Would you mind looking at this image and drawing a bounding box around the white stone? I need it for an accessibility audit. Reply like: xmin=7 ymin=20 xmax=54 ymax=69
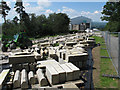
xmin=13 ymin=70 xmax=21 ymax=88
xmin=36 ymin=69 xmax=48 ymax=86
xmin=21 ymin=69 xmax=28 ymax=88
xmin=28 ymin=71 xmax=36 ymax=85
xmin=47 ymin=60 xmax=66 ymax=83
xmin=0 ymin=69 xmax=10 ymax=89
xmin=60 ymin=64 xmax=73 ymax=81
xmin=65 ymin=63 xmax=80 ymax=80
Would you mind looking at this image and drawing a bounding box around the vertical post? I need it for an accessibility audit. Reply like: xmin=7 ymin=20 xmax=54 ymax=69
xmin=118 ymin=32 xmax=120 ymax=89
xmin=118 ymin=32 xmax=120 ymax=77
xmin=109 ymin=32 xmax=111 ymax=58
xmin=106 ymin=31 xmax=108 ymax=49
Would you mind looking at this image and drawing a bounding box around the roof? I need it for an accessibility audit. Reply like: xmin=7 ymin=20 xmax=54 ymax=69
xmin=70 ymin=16 xmax=92 ymax=24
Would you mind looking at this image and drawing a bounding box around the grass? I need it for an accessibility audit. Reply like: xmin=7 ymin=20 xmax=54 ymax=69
xmin=0 ymin=34 xmax=2 ymax=41
xmin=92 ymin=36 xmax=118 ymax=88
xmin=110 ymin=33 xmax=118 ymax=37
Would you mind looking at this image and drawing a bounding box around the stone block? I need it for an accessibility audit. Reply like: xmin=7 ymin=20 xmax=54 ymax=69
xmin=37 ymin=60 xmax=59 ymax=85
xmin=46 ymin=65 xmax=59 ymax=85
xmin=12 ymin=64 xmax=22 ymax=71
xmin=36 ymin=69 xmax=48 ymax=86
xmin=60 ymin=64 xmax=73 ymax=81
xmin=13 ymin=70 xmax=21 ymax=88
xmin=63 ymin=83 xmax=79 ymax=89
xmin=0 ymin=69 xmax=10 ymax=89
xmin=47 ymin=60 xmax=66 ymax=83
xmin=65 ymin=63 xmax=80 ymax=80
xmin=9 ymin=54 xmax=35 ymax=64
xmin=28 ymin=71 xmax=36 ymax=85
xmin=21 ymin=69 xmax=28 ymax=88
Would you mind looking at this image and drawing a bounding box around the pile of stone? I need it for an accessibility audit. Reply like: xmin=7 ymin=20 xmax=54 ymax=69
xmin=0 ymin=60 xmax=83 ymax=89
xmin=0 ymin=32 xmax=98 ymax=89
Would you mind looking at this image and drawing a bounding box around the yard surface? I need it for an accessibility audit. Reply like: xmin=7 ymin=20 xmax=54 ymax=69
xmin=92 ymin=36 xmax=118 ymax=88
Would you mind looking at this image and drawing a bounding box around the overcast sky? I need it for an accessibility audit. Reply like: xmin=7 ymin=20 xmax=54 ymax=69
xmin=0 ymin=0 xmax=108 ymax=23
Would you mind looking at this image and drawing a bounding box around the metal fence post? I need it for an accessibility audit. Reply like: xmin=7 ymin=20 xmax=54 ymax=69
xmin=118 ymin=32 xmax=120 ymax=77
xmin=118 ymin=32 xmax=120 ymax=89
xmin=109 ymin=32 xmax=111 ymax=57
xmin=106 ymin=31 xmax=108 ymax=49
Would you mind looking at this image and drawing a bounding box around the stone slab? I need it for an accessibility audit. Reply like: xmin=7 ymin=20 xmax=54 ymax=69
xmin=0 ymin=69 xmax=10 ymax=89
xmin=63 ymin=83 xmax=79 ymax=89
xmin=21 ymin=69 xmax=28 ymax=88
xmin=38 ymin=61 xmax=59 ymax=85
xmin=47 ymin=60 xmax=66 ymax=83
xmin=28 ymin=71 xmax=36 ymax=85
xmin=36 ymin=69 xmax=48 ymax=86
xmin=65 ymin=63 xmax=80 ymax=80
xmin=9 ymin=55 xmax=35 ymax=64
xmin=60 ymin=64 xmax=73 ymax=81
xmin=13 ymin=70 xmax=21 ymax=88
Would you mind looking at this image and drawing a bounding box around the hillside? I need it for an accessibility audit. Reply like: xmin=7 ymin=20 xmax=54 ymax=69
xmin=91 ymin=22 xmax=107 ymax=29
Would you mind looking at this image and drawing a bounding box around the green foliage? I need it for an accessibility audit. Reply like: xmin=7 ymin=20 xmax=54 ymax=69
xmin=2 ymin=13 xmax=70 ymax=40
xmin=101 ymin=2 xmax=120 ymax=32
xmin=92 ymin=36 xmax=118 ymax=88
xmin=1 ymin=0 xmax=70 ymax=40
xmin=0 ymin=0 xmax=11 ymax=23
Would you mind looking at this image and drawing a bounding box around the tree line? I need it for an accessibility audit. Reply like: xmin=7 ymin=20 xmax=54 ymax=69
xmin=0 ymin=0 xmax=70 ymax=40
xmin=101 ymin=2 xmax=120 ymax=32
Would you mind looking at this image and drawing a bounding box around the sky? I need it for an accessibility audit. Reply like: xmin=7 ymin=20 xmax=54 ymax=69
xmin=0 ymin=0 xmax=108 ymax=23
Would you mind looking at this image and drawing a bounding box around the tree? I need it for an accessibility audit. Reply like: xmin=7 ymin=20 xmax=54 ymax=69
xmin=48 ymin=13 xmax=70 ymax=35
xmin=101 ymin=2 xmax=120 ymax=32
xmin=12 ymin=16 xmax=19 ymax=25
xmin=14 ymin=0 xmax=30 ymax=33
xmin=0 ymin=0 xmax=10 ymax=23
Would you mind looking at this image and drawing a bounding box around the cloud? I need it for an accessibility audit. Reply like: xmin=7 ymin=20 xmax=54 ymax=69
xmin=5 ymin=0 xmax=51 ymax=21
xmin=23 ymin=2 xmax=30 ymax=7
xmin=45 ymin=9 xmax=54 ymax=14
xmin=37 ymin=0 xmax=51 ymax=7
xmin=94 ymin=11 xmax=99 ymax=14
xmin=56 ymin=6 xmax=102 ymax=21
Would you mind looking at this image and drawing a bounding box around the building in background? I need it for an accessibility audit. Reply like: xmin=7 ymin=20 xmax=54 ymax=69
xmin=69 ymin=16 xmax=92 ymax=30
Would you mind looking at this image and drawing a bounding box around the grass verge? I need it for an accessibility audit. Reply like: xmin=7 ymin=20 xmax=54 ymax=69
xmin=110 ymin=33 xmax=118 ymax=37
xmin=92 ymin=36 xmax=118 ymax=88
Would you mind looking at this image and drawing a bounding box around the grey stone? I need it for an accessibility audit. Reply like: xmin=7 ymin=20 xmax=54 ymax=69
xmin=36 ymin=69 xmax=48 ymax=86
xmin=0 ymin=69 xmax=10 ymax=89
xmin=12 ymin=64 xmax=22 ymax=71
xmin=13 ymin=70 xmax=21 ymax=88
xmin=21 ymin=69 xmax=28 ymax=88
xmin=9 ymin=54 xmax=35 ymax=64
xmin=65 ymin=63 xmax=80 ymax=80
xmin=37 ymin=61 xmax=60 ymax=85
xmin=60 ymin=64 xmax=73 ymax=81
xmin=47 ymin=60 xmax=66 ymax=83
xmin=28 ymin=71 xmax=36 ymax=85
xmin=63 ymin=83 xmax=79 ymax=89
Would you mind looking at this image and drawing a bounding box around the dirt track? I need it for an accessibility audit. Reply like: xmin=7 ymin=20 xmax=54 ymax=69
xmin=92 ymin=46 xmax=100 ymax=88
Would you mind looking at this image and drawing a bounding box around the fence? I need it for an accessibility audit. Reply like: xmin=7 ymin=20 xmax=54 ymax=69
xmin=102 ymin=31 xmax=120 ymax=78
